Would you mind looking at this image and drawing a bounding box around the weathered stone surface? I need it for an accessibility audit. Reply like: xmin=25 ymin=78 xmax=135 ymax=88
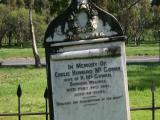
xmin=44 ymin=1 xmax=130 ymax=120
xmin=44 ymin=0 xmax=123 ymax=44
xmin=50 ymin=41 xmax=130 ymax=120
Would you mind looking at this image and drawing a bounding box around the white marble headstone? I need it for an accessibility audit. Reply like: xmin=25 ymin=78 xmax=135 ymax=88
xmin=44 ymin=1 xmax=130 ymax=120
xmin=50 ymin=40 xmax=130 ymax=120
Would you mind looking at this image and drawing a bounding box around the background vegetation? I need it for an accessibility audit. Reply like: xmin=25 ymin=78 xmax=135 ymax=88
xmin=0 ymin=0 xmax=160 ymax=48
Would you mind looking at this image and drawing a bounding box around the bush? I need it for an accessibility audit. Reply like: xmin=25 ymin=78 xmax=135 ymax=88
xmin=0 ymin=6 xmax=47 ymax=48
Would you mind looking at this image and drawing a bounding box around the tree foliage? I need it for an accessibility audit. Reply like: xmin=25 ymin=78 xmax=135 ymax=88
xmin=151 ymin=0 xmax=160 ymax=6
xmin=0 ymin=4 xmax=46 ymax=47
xmin=102 ymin=0 xmax=156 ymax=45
xmin=0 ymin=0 xmax=160 ymax=47
xmin=89 ymin=0 xmax=155 ymax=45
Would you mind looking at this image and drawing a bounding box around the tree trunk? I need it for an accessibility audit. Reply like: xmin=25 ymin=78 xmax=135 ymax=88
xmin=8 ymin=32 xmax=12 ymax=46
xmin=0 ymin=39 xmax=2 ymax=48
xmin=29 ymin=4 xmax=41 ymax=68
xmin=0 ymin=26 xmax=4 ymax=48
xmin=134 ymin=36 xmax=138 ymax=46
xmin=0 ymin=33 xmax=4 ymax=48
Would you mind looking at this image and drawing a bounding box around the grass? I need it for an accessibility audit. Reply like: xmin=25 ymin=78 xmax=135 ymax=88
xmin=126 ymin=44 xmax=159 ymax=56
xmin=0 ymin=44 xmax=159 ymax=60
xmin=0 ymin=66 xmax=47 ymax=120
xmin=128 ymin=63 xmax=160 ymax=120
xmin=0 ymin=48 xmax=45 ymax=60
xmin=0 ymin=63 xmax=160 ymax=120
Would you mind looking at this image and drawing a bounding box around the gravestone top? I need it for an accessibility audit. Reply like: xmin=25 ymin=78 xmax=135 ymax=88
xmin=44 ymin=1 xmax=130 ymax=120
xmin=44 ymin=0 xmax=124 ymax=44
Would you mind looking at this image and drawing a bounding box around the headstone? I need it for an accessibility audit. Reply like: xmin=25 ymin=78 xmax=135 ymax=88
xmin=44 ymin=0 xmax=130 ymax=120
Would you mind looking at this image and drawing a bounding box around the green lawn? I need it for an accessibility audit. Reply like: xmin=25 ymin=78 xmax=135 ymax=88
xmin=0 ymin=44 xmax=159 ymax=60
xmin=0 ymin=63 xmax=160 ymax=120
xmin=128 ymin=63 xmax=160 ymax=120
xmin=126 ymin=44 xmax=159 ymax=56
xmin=0 ymin=66 xmax=47 ymax=120
xmin=0 ymin=48 xmax=45 ymax=60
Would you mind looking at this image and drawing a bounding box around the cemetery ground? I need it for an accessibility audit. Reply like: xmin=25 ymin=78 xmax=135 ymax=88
xmin=0 ymin=63 xmax=160 ymax=120
xmin=0 ymin=43 xmax=160 ymax=120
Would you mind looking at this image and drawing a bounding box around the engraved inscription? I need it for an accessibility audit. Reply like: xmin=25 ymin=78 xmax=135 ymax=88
xmin=51 ymin=57 xmax=124 ymax=108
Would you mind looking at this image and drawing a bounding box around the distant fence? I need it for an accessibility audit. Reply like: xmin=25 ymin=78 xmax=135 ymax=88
xmin=0 ymin=82 xmax=160 ymax=120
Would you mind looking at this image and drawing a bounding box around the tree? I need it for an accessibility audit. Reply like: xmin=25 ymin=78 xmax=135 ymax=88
xmin=48 ymin=0 xmax=69 ymax=15
xmin=33 ymin=0 xmax=45 ymax=14
xmin=0 ymin=4 xmax=10 ymax=48
xmin=16 ymin=0 xmax=25 ymax=8
xmin=96 ymin=0 xmax=152 ymax=45
xmin=92 ymin=0 xmax=107 ymax=10
xmin=29 ymin=0 xmax=42 ymax=67
xmin=151 ymin=0 xmax=160 ymax=41
xmin=6 ymin=0 xmax=17 ymax=8
xmin=151 ymin=0 xmax=160 ymax=6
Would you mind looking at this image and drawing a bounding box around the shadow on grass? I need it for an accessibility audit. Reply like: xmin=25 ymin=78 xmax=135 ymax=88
xmin=128 ymin=62 xmax=160 ymax=91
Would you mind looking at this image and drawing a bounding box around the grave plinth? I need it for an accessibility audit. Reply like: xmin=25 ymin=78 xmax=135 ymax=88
xmin=44 ymin=0 xmax=130 ymax=120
